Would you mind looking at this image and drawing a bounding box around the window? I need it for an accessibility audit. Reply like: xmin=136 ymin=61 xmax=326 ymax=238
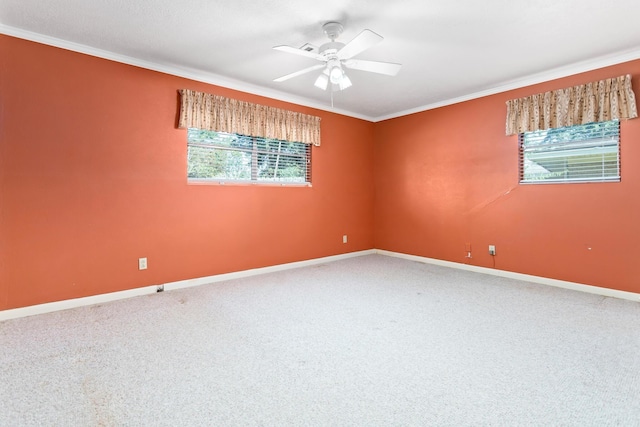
xmin=187 ymin=129 xmax=311 ymax=185
xmin=519 ymin=120 xmax=620 ymax=184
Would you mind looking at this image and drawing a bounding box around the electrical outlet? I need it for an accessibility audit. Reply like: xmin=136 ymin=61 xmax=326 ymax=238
xmin=489 ymin=245 xmax=496 ymax=256
xmin=138 ymin=257 xmax=147 ymax=270
xmin=343 ymin=235 xmax=348 ymax=244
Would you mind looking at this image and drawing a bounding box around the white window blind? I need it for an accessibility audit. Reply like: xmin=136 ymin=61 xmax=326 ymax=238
xmin=519 ymin=120 xmax=620 ymax=184
xmin=187 ymin=129 xmax=311 ymax=185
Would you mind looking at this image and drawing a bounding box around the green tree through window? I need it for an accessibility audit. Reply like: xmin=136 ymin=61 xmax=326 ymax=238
xmin=187 ymin=129 xmax=311 ymax=184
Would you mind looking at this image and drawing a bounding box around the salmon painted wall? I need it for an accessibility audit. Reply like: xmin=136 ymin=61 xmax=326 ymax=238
xmin=374 ymin=61 xmax=640 ymax=293
xmin=0 ymin=35 xmax=375 ymax=310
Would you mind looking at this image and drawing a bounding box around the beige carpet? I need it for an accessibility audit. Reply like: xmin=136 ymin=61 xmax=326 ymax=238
xmin=1 ymin=254 xmax=639 ymax=426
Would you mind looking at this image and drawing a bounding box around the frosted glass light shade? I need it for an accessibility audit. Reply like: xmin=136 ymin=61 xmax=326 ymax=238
xmin=329 ymin=65 xmax=343 ymax=84
xmin=338 ymin=74 xmax=352 ymax=90
xmin=314 ymin=74 xmax=329 ymax=90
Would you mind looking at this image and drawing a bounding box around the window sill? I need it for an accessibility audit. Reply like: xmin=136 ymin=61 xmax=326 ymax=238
xmin=188 ymin=179 xmax=312 ymax=188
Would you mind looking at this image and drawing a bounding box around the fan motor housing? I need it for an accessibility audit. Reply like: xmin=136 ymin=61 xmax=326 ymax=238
xmin=319 ymin=41 xmax=345 ymax=57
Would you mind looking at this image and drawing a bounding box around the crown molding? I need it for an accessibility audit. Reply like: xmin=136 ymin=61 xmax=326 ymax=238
xmin=374 ymin=46 xmax=640 ymax=122
xmin=3 ymin=24 xmax=640 ymax=123
xmin=0 ymin=24 xmax=374 ymax=122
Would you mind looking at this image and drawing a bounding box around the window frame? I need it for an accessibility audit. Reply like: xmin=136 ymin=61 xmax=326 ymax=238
xmin=518 ymin=120 xmax=620 ymax=185
xmin=186 ymin=129 xmax=312 ymax=187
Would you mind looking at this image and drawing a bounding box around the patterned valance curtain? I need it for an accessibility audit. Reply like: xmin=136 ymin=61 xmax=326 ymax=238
xmin=505 ymin=74 xmax=637 ymax=135
xmin=178 ymin=89 xmax=321 ymax=146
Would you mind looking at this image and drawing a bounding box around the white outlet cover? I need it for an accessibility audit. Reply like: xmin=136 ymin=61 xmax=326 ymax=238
xmin=138 ymin=258 xmax=147 ymax=270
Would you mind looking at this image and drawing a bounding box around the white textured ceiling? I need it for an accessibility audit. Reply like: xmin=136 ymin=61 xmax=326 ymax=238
xmin=2 ymin=0 xmax=640 ymax=121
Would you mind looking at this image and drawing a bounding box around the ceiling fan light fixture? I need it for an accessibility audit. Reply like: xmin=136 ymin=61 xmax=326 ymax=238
xmin=338 ymin=74 xmax=352 ymax=90
xmin=329 ymin=64 xmax=344 ymax=84
xmin=314 ymin=73 xmax=329 ymax=90
xmin=273 ymin=22 xmax=401 ymax=95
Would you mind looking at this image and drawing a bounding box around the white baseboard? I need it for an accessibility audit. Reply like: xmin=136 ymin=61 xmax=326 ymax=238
xmin=376 ymin=249 xmax=640 ymax=303
xmin=163 ymin=249 xmax=376 ymax=291
xmin=0 ymin=285 xmax=158 ymax=322
xmin=2 ymin=247 xmax=636 ymax=322
xmin=0 ymin=250 xmax=375 ymax=322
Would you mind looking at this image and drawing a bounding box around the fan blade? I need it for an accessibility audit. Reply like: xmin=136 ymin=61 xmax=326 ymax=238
xmin=343 ymin=59 xmax=402 ymax=76
xmin=274 ymin=64 xmax=325 ymax=82
xmin=273 ymin=45 xmax=325 ymax=61
xmin=337 ymin=29 xmax=383 ymax=60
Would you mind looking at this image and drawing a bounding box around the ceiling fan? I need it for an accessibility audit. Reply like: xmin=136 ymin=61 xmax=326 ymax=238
xmin=273 ymin=22 xmax=401 ymax=91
